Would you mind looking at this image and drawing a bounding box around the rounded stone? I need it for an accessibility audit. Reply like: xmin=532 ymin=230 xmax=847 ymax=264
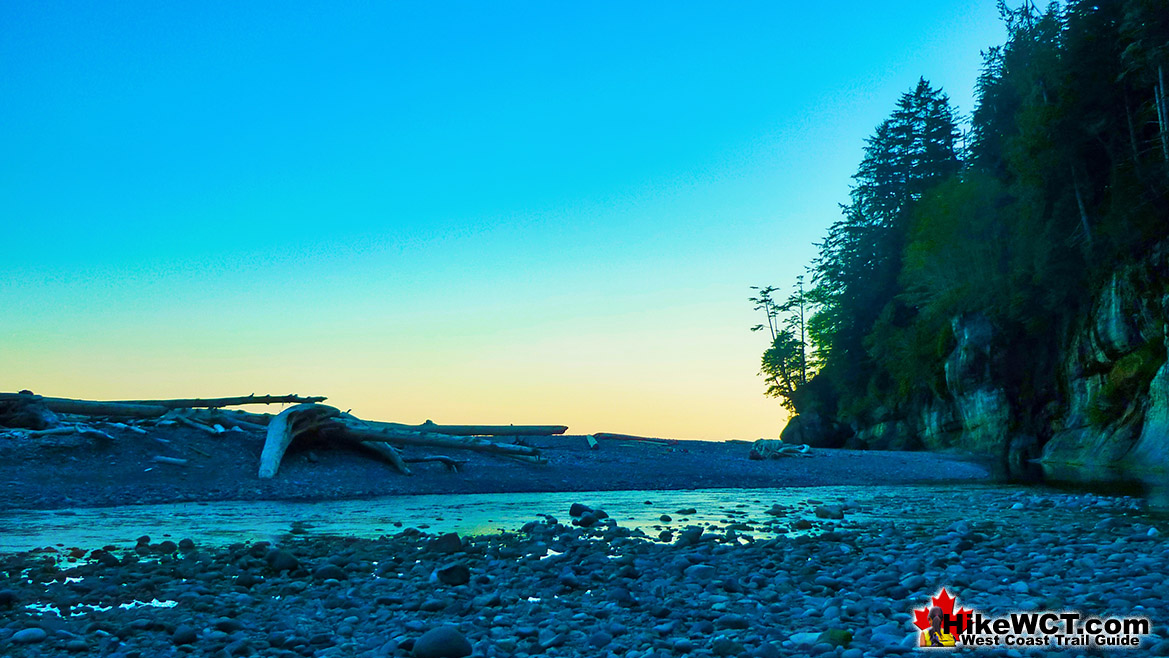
xmin=589 ymin=631 xmax=613 ymax=648
xmin=413 ymin=625 xmax=472 ymax=658
xmin=266 ymin=549 xmax=299 ymax=572
xmin=313 ymin=564 xmax=348 ymax=581
xmin=12 ymin=628 xmax=47 ymax=644
xmin=172 ymin=625 xmax=198 ymax=645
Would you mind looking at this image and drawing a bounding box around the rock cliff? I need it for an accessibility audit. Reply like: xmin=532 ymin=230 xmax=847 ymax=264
xmin=785 ymin=243 xmax=1169 ymax=477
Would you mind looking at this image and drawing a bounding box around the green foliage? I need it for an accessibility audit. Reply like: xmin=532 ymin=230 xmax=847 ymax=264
xmin=1088 ymin=341 xmax=1168 ymax=427
xmin=760 ymin=331 xmax=806 ymax=411
xmin=749 ymin=283 xmax=811 ymax=411
xmin=804 ymin=78 xmax=962 ymax=418
xmin=756 ymin=0 xmax=1169 ymax=426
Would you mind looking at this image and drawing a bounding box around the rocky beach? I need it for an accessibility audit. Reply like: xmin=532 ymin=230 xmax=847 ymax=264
xmin=2 ymin=480 xmax=1168 ymax=657
xmin=2 ymin=422 xmax=1166 ymax=656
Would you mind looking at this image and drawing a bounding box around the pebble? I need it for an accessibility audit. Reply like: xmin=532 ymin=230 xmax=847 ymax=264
xmin=814 ymin=504 xmax=845 ymax=520
xmin=589 ymin=630 xmax=612 ymax=647
xmin=412 ymin=625 xmax=472 ymax=658
xmin=684 ymin=564 xmax=716 ymax=581
xmin=266 ymin=549 xmax=299 ymax=572
xmin=430 ymin=533 xmax=462 ymax=554
xmin=172 ymin=625 xmax=198 ymax=645
xmin=0 ymin=488 xmax=1158 ymax=658
xmin=436 ymin=563 xmax=470 ymax=586
xmin=12 ymin=627 xmax=47 ymax=644
xmin=313 ymin=564 xmax=348 ymax=581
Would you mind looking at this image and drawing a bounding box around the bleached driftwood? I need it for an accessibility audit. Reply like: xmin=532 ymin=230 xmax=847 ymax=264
xmin=403 ymin=455 xmax=468 ymax=471
xmin=5 ymin=391 xmax=556 ymax=479
xmin=115 ymin=394 xmax=325 ymax=409
xmin=0 ymin=392 xmax=325 ymax=421
xmin=380 ymin=421 xmax=568 ymax=436
xmin=593 ymin=432 xmax=677 ymax=445
xmin=346 ymin=437 xmax=412 ymax=475
xmin=256 ymin=409 xmax=549 ymax=477
xmin=258 ymin=404 xmax=342 ymax=478
xmin=167 ymin=411 xmax=224 ymax=435
xmin=748 ymin=439 xmax=811 ymax=460
xmin=190 ymin=409 xmax=271 ymax=431
xmin=0 ymin=425 xmax=114 ymax=441
xmin=335 ymin=418 xmax=545 ymax=459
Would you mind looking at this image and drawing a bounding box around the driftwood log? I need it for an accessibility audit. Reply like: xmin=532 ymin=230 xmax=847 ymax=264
xmin=256 ymin=408 xmax=548 ymax=478
xmin=0 ymin=393 xmax=324 ymax=420
xmin=378 ymin=421 xmax=567 ymax=436
xmin=115 ymin=394 xmax=325 ymax=409
xmin=258 ymin=404 xmax=343 ymax=478
xmin=336 ymin=420 xmax=545 ymax=458
xmin=3 ymin=391 xmax=559 ymax=480
xmin=592 ymin=432 xmax=677 ymax=445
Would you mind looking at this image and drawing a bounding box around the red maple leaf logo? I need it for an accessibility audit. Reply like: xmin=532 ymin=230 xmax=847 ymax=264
xmin=913 ymin=588 xmax=970 ymax=633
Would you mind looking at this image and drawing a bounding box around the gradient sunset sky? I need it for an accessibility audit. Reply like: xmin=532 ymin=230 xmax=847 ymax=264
xmin=2 ymin=2 xmax=1005 ymax=439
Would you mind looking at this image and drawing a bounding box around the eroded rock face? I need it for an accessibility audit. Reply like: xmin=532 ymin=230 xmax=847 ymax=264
xmin=1043 ymin=251 xmax=1168 ymax=472
xmin=790 ymin=243 xmax=1169 ymax=477
xmin=842 ymin=312 xmax=1012 ymax=457
xmin=1129 ymin=348 xmax=1169 ymax=466
xmin=942 ymin=314 xmax=1011 ymax=456
xmin=779 ymin=412 xmax=848 ymax=448
xmin=851 ymin=417 xmax=921 ymax=451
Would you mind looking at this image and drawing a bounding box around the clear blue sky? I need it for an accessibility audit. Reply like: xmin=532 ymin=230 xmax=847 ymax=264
xmin=1 ymin=1 xmax=1006 ymax=438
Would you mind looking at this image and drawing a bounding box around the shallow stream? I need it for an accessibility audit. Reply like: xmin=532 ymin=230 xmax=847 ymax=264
xmin=0 ymin=482 xmax=1146 ymax=554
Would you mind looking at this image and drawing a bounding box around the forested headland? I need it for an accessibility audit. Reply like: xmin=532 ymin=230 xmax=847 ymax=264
xmin=758 ymin=0 xmax=1169 ymax=473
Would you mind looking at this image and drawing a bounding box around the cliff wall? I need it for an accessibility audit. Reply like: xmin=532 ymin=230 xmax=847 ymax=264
xmin=784 ymin=244 xmax=1169 ymax=477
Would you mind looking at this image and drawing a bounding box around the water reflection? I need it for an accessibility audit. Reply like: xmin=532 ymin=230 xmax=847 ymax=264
xmin=1039 ymin=463 xmax=1169 ymax=516
xmin=0 ymin=481 xmax=1154 ymax=555
xmin=0 ymin=485 xmax=896 ymax=554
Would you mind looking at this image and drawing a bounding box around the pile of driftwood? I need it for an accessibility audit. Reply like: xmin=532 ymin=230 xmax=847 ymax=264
xmin=0 ymin=391 xmax=564 ymax=478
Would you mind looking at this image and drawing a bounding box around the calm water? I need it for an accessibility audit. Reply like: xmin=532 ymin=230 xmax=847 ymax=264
xmin=0 ymin=485 xmax=990 ymax=554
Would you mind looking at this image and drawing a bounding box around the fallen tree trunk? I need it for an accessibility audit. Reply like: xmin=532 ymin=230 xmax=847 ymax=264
xmin=6 ymin=392 xmax=555 ymax=478
xmin=258 ymin=404 xmax=342 ymax=478
xmin=190 ymin=409 xmax=272 ymax=430
xmin=346 ymin=438 xmax=412 ymax=475
xmin=0 ymin=425 xmax=114 ymax=440
xmin=0 ymin=393 xmax=324 ymax=421
xmin=335 ymin=418 xmax=544 ymax=458
xmin=403 ymin=455 xmax=468 ymax=471
xmin=381 ymin=421 xmax=568 ymax=436
xmin=117 ymin=394 xmax=326 ymax=409
xmin=592 ymin=432 xmax=677 ymax=445
xmin=1 ymin=396 xmax=171 ymax=419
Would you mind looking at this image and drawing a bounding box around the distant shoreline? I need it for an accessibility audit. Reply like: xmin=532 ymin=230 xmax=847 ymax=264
xmin=0 ymin=425 xmax=991 ymax=512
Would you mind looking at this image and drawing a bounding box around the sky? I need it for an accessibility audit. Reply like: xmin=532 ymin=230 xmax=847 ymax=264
xmin=1 ymin=2 xmax=1007 ymax=439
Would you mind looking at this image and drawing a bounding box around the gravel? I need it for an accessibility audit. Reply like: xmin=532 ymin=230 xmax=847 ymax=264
xmin=1 ymin=488 xmax=1165 ymax=657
